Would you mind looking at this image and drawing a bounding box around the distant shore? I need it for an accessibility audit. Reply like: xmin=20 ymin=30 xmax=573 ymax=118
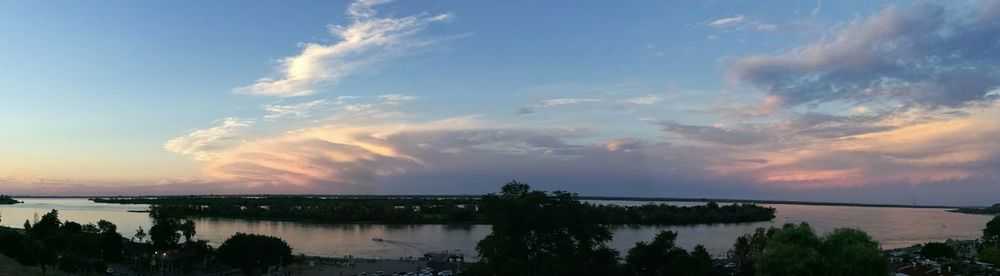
xmin=5 ymin=194 xmax=969 ymax=209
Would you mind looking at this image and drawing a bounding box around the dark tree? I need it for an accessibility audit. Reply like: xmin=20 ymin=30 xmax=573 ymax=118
xmin=149 ymin=217 xmax=181 ymax=250
xmin=984 ymin=216 xmax=1000 ymax=247
xmin=920 ymin=242 xmax=956 ymax=259
xmin=180 ymin=219 xmax=197 ymax=243
xmin=626 ymin=230 xmax=718 ymax=275
xmin=216 ymin=232 xmax=292 ymax=275
xmin=474 ymin=181 xmax=619 ymax=275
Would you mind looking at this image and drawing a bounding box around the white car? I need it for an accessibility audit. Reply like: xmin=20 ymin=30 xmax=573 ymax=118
xmin=437 ymin=270 xmax=453 ymax=276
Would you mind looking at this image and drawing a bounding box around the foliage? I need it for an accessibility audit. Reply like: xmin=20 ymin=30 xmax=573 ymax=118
xmin=979 ymin=247 xmax=1000 ymax=266
xmin=750 ymin=223 xmax=887 ymax=276
xmin=953 ymin=203 xmax=1000 ymax=215
xmin=625 ymin=230 xmax=718 ymax=275
xmin=732 ymin=227 xmax=774 ymax=275
xmin=93 ymin=195 xmax=775 ymax=225
xmin=984 ymin=215 xmax=1000 ymax=247
xmin=919 ymin=242 xmax=956 ymax=259
xmin=473 ymin=181 xmax=619 ymax=275
xmin=12 ymin=210 xmax=125 ymax=274
xmin=0 ymin=195 xmax=20 ymax=205
xmin=216 ymin=232 xmax=292 ymax=274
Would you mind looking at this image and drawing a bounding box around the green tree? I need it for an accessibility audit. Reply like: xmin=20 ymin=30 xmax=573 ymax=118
xmin=216 ymin=232 xmax=292 ymax=275
xmin=752 ymin=223 xmax=887 ymax=276
xmin=754 ymin=223 xmax=824 ymax=276
xmin=474 ymin=181 xmax=619 ymax=275
xmin=979 ymin=247 xmax=1000 ymax=266
xmin=919 ymin=242 xmax=956 ymax=259
xmin=819 ymin=228 xmax=887 ymax=275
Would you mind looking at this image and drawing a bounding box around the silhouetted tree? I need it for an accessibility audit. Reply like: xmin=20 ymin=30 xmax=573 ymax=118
xmin=626 ymin=230 xmax=718 ymax=275
xmin=984 ymin=216 xmax=1000 ymax=247
xmin=133 ymin=226 xmax=147 ymax=243
xmin=474 ymin=181 xmax=619 ymax=275
xmin=920 ymin=242 xmax=956 ymax=259
xmin=180 ymin=219 xmax=196 ymax=243
xmin=216 ymin=232 xmax=292 ymax=275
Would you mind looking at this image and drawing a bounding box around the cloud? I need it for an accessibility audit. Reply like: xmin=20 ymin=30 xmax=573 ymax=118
xmin=730 ymin=2 xmax=1000 ymax=107
xmin=709 ymin=15 xmax=745 ymax=27
xmin=378 ymin=94 xmax=418 ymax=105
xmin=163 ymin=118 xmax=254 ymax=161
xmin=538 ymin=98 xmax=601 ymax=107
xmin=658 ymin=120 xmax=771 ymax=146
xmin=617 ymin=94 xmax=662 ymax=108
xmin=235 ymin=0 xmax=452 ymax=97
xmin=264 ymin=100 xmax=328 ymax=119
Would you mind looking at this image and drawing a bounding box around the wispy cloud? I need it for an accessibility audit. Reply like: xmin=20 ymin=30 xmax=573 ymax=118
xmin=235 ymin=0 xmax=452 ymax=97
xmin=264 ymin=100 xmax=328 ymax=119
xmin=709 ymin=15 xmax=745 ymax=27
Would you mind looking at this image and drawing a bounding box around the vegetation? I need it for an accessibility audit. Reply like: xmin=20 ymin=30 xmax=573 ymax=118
xmin=625 ymin=231 xmax=717 ymax=276
xmin=984 ymin=215 xmax=1000 ymax=247
xmin=92 ymin=194 xmax=775 ymax=225
xmin=471 ymin=182 xmax=619 ymax=275
xmin=216 ymin=232 xmax=292 ymax=275
xmin=733 ymin=223 xmax=887 ymax=276
xmin=0 ymin=209 xmax=124 ymax=275
xmin=919 ymin=242 xmax=957 ymax=259
xmin=979 ymin=247 xmax=1000 ymax=266
xmin=952 ymin=203 xmax=1000 ymax=215
xmin=0 ymin=195 xmax=20 ymax=204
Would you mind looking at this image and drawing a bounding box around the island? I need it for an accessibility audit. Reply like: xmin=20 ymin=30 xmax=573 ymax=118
xmin=92 ymin=195 xmax=776 ymax=225
xmin=951 ymin=203 xmax=1000 ymax=215
xmin=0 ymin=195 xmax=20 ymax=205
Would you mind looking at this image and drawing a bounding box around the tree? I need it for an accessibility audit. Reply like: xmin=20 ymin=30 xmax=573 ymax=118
xmin=754 ymin=223 xmax=824 ymax=276
xmin=474 ymin=181 xmax=619 ymax=275
xmin=752 ymin=223 xmax=887 ymax=276
xmin=29 ymin=209 xmax=61 ymax=237
xmin=920 ymin=242 xmax=956 ymax=259
xmin=980 ymin=247 xmax=1000 ymax=266
xmin=819 ymin=228 xmax=888 ymax=275
xmin=216 ymin=232 xmax=292 ymax=275
xmin=732 ymin=227 xmax=773 ymax=275
xmin=626 ymin=231 xmax=717 ymax=275
xmin=180 ymin=219 xmax=197 ymax=243
xmin=984 ymin=216 xmax=1000 ymax=247
xmin=133 ymin=226 xmax=147 ymax=243
xmin=149 ymin=217 xmax=181 ymax=250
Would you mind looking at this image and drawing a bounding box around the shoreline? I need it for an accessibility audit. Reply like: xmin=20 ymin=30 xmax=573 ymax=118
xmin=5 ymin=194 xmax=970 ymax=209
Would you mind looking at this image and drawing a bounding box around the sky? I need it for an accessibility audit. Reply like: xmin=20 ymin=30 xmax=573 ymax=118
xmin=2 ymin=0 xmax=1000 ymax=205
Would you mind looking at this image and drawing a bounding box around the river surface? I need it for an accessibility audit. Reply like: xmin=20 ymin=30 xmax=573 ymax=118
xmin=0 ymin=198 xmax=992 ymax=260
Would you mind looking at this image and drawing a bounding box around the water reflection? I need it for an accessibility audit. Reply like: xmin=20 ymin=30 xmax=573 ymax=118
xmin=0 ymin=198 xmax=992 ymax=259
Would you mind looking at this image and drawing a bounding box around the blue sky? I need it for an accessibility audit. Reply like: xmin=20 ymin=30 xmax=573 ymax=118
xmin=2 ymin=0 xmax=1000 ymax=205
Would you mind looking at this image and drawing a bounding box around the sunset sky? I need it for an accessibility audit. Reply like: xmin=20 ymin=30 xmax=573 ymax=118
xmin=2 ymin=0 xmax=999 ymax=205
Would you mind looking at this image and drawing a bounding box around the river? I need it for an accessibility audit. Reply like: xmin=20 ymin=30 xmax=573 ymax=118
xmin=0 ymin=198 xmax=991 ymax=260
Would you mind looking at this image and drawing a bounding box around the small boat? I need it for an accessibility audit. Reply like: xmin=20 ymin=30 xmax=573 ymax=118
xmin=372 ymin=237 xmax=384 ymax=242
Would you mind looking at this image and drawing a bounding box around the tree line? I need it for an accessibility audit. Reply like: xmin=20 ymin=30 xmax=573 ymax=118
xmin=0 ymin=208 xmax=292 ymax=275
xmin=0 ymin=194 xmax=20 ymax=205
xmin=93 ymin=194 xmax=775 ymax=225
xmin=467 ymin=181 xmax=890 ymax=276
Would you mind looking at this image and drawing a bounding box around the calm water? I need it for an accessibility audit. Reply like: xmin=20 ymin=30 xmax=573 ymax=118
xmin=0 ymin=198 xmax=992 ymax=260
